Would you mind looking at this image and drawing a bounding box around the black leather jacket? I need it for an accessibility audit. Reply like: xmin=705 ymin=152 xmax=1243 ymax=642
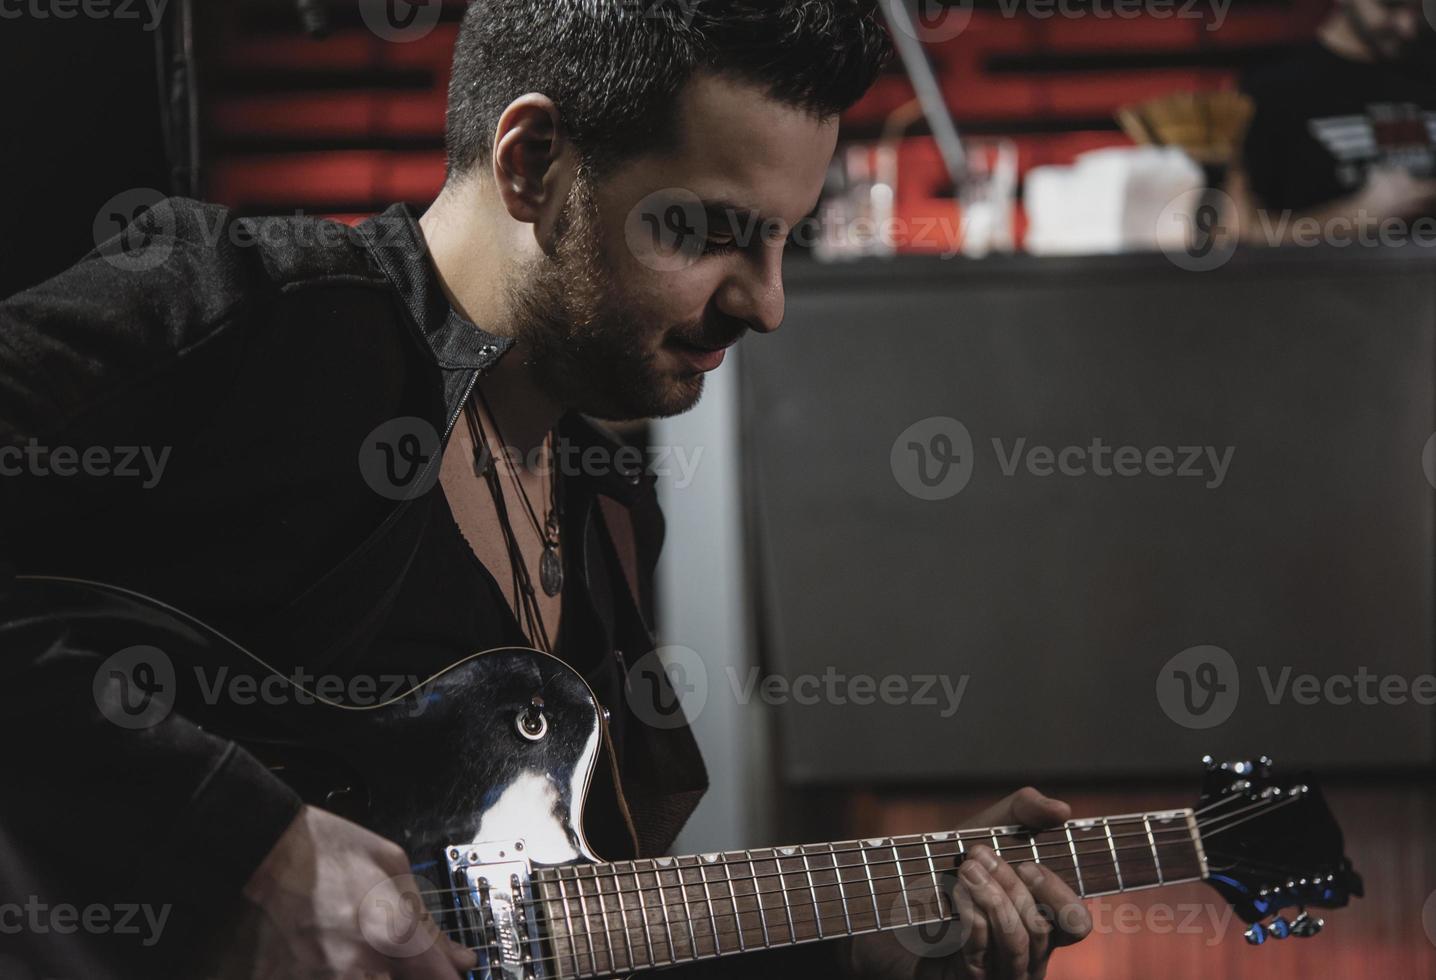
xmin=0 ymin=199 xmax=709 ymax=974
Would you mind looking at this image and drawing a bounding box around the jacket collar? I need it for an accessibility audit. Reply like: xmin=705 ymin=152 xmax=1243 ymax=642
xmin=360 ymin=203 xmax=656 ymax=504
xmin=357 ymin=203 xmax=514 ymax=373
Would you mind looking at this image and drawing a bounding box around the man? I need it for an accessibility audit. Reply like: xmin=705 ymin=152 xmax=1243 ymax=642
xmin=1228 ymin=0 xmax=1436 ymax=239
xmin=0 ymin=2 xmax=1091 ymax=978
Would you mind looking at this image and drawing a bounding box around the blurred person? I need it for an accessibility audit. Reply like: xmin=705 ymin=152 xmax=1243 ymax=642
xmin=0 ymin=2 xmax=1092 ymax=979
xmin=1227 ymin=0 xmax=1436 ymax=241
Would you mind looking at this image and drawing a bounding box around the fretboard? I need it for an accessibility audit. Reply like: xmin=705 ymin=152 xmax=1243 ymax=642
xmin=532 ymin=809 xmax=1207 ymax=979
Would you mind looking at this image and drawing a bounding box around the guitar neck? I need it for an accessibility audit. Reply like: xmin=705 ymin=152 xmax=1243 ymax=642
xmin=532 ymin=808 xmax=1209 ymax=978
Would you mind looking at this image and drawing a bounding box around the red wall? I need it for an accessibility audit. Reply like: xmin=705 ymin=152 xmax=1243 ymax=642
xmin=205 ymin=2 xmax=1330 ymax=232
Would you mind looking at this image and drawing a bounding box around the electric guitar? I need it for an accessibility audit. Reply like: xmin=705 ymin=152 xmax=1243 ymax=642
xmin=12 ymin=576 xmax=1363 ymax=978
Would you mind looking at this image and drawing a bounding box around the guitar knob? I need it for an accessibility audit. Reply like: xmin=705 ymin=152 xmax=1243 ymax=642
xmin=1292 ymin=912 xmax=1323 ymax=938
xmin=1268 ymin=917 xmax=1291 ymax=939
xmin=1244 ymin=923 xmax=1267 ymax=945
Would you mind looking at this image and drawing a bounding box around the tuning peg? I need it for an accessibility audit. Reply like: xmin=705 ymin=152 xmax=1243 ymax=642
xmin=1258 ymin=755 xmax=1273 ymax=776
xmin=1244 ymin=923 xmax=1267 ymax=945
xmin=1292 ymin=912 xmax=1323 ymax=938
xmin=1268 ymin=917 xmax=1291 ymax=939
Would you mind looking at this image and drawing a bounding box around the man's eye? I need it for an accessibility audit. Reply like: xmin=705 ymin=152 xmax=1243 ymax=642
xmin=704 ymin=236 xmax=739 ymax=254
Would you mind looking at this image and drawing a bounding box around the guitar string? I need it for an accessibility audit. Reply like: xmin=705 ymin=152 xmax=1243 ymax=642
xmin=456 ymin=799 xmax=1307 ymax=978
xmin=459 ymin=827 xmax=1298 ymax=977
xmin=416 ymin=792 xmax=1250 ymax=905
xmin=452 ymin=850 xmax=1204 ymax=973
xmin=498 ymin=795 xmax=1277 ymax=954
xmin=440 ymin=793 xmax=1283 ymax=962
xmin=491 ymin=863 xmax=1207 ymax=980
xmin=438 ymin=796 xmax=1284 ymax=967
xmin=417 ymin=819 xmax=1203 ymax=908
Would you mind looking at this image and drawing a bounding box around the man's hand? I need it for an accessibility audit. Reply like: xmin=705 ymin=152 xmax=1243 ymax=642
xmin=1354 ymin=165 xmax=1436 ymax=221
xmin=228 ymin=805 xmax=476 ymax=979
xmin=844 ymin=788 xmax=1093 ymax=980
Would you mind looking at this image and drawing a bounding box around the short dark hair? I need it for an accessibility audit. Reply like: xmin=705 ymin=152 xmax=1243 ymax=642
xmin=444 ymin=0 xmax=893 ymax=180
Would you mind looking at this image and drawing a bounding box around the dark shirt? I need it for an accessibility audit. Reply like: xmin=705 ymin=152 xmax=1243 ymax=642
xmin=0 ymin=199 xmax=710 ymax=976
xmin=1240 ymin=43 xmax=1436 ymax=213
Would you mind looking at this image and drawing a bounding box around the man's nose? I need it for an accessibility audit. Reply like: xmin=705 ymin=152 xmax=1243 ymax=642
xmin=714 ymin=250 xmax=785 ymax=335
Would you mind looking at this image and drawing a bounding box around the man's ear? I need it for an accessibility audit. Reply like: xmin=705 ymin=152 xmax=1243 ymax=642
xmin=491 ymin=93 xmax=577 ymax=249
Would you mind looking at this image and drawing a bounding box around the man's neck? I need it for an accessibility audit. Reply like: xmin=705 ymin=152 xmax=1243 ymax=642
xmin=419 ymin=181 xmax=564 ymax=461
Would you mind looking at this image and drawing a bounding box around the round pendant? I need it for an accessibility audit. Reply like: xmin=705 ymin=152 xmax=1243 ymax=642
xmin=540 ymin=544 xmax=564 ymax=597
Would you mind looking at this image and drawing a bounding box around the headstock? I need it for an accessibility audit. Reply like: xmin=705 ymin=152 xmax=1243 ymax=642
xmin=1194 ymin=756 xmax=1363 ymax=945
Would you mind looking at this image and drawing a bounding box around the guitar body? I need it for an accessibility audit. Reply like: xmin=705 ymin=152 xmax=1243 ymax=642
xmin=232 ymin=646 xmax=608 ymax=870
xmin=9 ymin=577 xmax=613 ymax=974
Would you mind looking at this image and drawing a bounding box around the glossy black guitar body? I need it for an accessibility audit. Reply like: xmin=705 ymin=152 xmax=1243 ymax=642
xmin=10 ymin=577 xmax=610 ymax=975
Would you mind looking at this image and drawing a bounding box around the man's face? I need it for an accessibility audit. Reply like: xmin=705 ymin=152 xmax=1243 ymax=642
xmin=1347 ymin=0 xmax=1424 ymax=60
xmin=509 ymin=73 xmax=839 ymax=421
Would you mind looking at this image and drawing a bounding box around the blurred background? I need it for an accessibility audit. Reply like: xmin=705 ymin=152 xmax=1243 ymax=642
xmin=3 ymin=0 xmax=1436 ymax=976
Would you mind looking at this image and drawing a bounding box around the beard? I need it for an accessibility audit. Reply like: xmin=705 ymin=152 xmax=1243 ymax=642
xmin=506 ymin=175 xmax=707 ymax=422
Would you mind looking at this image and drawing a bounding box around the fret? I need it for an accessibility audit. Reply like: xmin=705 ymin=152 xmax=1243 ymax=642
xmin=1102 ymin=818 xmax=1124 ymax=891
xmin=1150 ymin=810 xmax=1206 ymax=882
xmin=718 ymin=855 xmax=746 ymax=952
xmin=697 ymin=856 xmax=722 ymax=955
xmin=890 ymin=842 xmax=914 ymax=925
xmin=1030 ymin=836 xmax=1041 ymax=865
xmin=921 ymin=835 xmax=947 ymax=923
xmin=555 ymin=869 xmax=592 ymax=978
xmin=602 ymin=864 xmax=636 ymax=971
xmin=1110 ymin=816 xmax=1159 ymax=889
xmin=540 ymin=872 xmax=581 ymax=980
xmin=1070 ymin=821 xmax=1117 ymax=897
xmin=990 ymin=830 xmax=1002 ymax=858
xmin=576 ymin=866 xmax=610 ymax=975
xmin=743 ymin=849 xmax=771 ymax=948
xmin=859 ymin=844 xmax=883 ymax=930
xmin=1063 ymin=825 xmax=1085 ymax=897
xmin=771 ymin=848 xmax=801 ymax=944
xmin=649 ymin=859 xmax=682 ymax=963
xmin=587 ymin=865 xmax=621 ymax=973
xmin=835 ymin=840 xmax=880 ymax=934
xmin=827 ymin=843 xmax=854 ymax=934
xmin=1142 ymin=815 xmax=1165 ymax=884
xmin=799 ymin=848 xmax=825 ymax=939
xmin=628 ymin=862 xmax=660 ymax=967
xmin=679 ymin=858 xmax=705 ymax=960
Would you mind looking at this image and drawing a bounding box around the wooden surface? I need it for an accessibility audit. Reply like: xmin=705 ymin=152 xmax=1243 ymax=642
xmin=817 ymin=778 xmax=1435 ymax=979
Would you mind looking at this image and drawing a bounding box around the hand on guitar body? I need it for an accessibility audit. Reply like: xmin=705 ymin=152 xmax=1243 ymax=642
xmin=845 ymin=789 xmax=1093 ymax=980
xmin=232 ymin=805 xmax=476 ymax=979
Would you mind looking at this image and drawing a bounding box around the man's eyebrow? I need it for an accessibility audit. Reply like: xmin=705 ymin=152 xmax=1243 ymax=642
xmin=700 ymin=199 xmax=780 ymax=233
